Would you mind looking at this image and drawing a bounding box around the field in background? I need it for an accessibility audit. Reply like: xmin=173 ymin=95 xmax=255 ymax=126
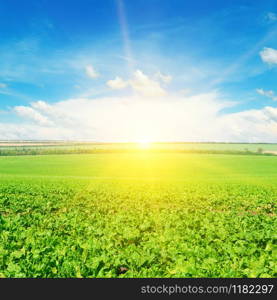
xmin=1 ymin=141 xmax=277 ymax=151
xmin=0 ymin=145 xmax=276 ymax=277
xmin=0 ymin=141 xmax=277 ymax=156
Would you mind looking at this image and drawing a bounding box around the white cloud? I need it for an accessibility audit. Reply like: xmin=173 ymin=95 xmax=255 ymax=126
xmin=154 ymin=71 xmax=172 ymax=84
xmin=106 ymin=70 xmax=167 ymax=97
xmin=129 ymin=70 xmax=166 ymax=97
xmin=220 ymin=106 xmax=277 ymax=142
xmin=85 ymin=65 xmax=99 ymax=78
xmin=260 ymin=47 xmax=277 ymax=65
xmin=106 ymin=76 xmax=128 ymax=89
xmin=0 ymin=91 xmax=275 ymax=142
xmin=256 ymin=88 xmax=277 ymax=101
xmin=0 ymin=83 xmax=7 ymax=88
xmin=14 ymin=106 xmax=53 ymax=126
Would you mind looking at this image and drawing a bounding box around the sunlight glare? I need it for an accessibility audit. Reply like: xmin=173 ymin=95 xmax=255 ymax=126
xmin=137 ymin=139 xmax=152 ymax=149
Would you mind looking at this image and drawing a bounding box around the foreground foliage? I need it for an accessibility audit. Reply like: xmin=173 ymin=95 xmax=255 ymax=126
xmin=0 ymin=153 xmax=276 ymax=277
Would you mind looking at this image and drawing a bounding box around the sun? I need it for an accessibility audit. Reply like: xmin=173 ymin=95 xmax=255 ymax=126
xmin=137 ymin=138 xmax=152 ymax=149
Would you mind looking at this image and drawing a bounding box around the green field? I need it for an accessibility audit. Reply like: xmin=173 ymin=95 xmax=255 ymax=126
xmin=0 ymin=152 xmax=276 ymax=277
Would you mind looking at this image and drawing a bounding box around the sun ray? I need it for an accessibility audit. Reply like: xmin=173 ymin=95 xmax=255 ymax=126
xmin=116 ymin=0 xmax=134 ymax=73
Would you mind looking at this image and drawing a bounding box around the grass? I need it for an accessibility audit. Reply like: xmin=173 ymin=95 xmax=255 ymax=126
xmin=0 ymin=152 xmax=276 ymax=277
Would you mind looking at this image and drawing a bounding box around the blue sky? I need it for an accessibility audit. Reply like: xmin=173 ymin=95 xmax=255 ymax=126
xmin=0 ymin=0 xmax=277 ymax=141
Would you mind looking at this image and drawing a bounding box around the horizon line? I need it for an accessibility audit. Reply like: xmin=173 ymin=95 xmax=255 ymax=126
xmin=0 ymin=140 xmax=276 ymax=145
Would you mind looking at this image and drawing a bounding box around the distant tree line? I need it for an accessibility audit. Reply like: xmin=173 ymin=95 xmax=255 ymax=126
xmin=0 ymin=147 xmax=275 ymax=156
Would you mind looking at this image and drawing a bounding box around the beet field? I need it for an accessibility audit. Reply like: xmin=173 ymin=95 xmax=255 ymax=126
xmin=0 ymin=152 xmax=276 ymax=277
